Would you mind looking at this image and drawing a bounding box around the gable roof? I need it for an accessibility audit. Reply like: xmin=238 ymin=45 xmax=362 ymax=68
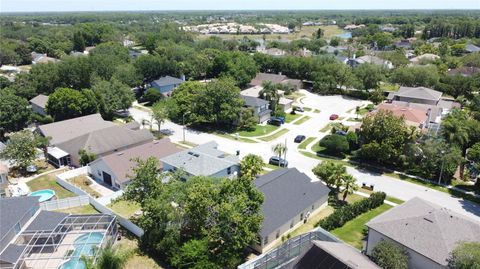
xmin=394 ymin=86 xmax=442 ymax=101
xmin=355 ymin=55 xmax=389 ymax=66
xmin=367 ymin=197 xmax=480 ymax=266
xmin=90 ymin=139 xmax=181 ymax=183
xmin=0 ymin=244 xmax=27 ymax=265
xmin=160 ymin=141 xmax=239 ymax=177
xmin=0 ymin=197 xmax=39 ymax=241
xmin=25 ymin=211 xmax=68 ymax=232
xmin=448 ymin=66 xmax=480 ymax=77
xmin=255 ymin=168 xmax=330 ymax=238
xmin=29 ymin=94 xmax=49 ymax=109
xmin=374 ymin=103 xmax=429 ymax=128
xmin=410 ymin=53 xmax=440 ymax=63
xmin=241 ymin=95 xmax=269 ymax=107
xmin=250 ymin=72 xmax=287 ymax=86
xmin=290 ymin=240 xmax=381 ymax=269
xmin=466 ymin=44 xmax=480 ymax=53
xmin=152 ymin=76 xmax=184 ymax=87
xmin=38 ymin=114 xmax=115 ymax=145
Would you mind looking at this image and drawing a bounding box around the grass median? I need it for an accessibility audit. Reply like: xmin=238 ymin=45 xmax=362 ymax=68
xmin=259 ymin=129 xmax=290 ymax=142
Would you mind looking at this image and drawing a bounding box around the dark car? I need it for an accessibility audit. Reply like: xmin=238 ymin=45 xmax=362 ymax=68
xmin=294 ymin=135 xmax=306 ymax=143
xmin=269 ymin=156 xmax=288 ymax=167
xmin=329 ymin=114 xmax=339 ymax=120
xmin=268 ymin=118 xmax=283 ymax=126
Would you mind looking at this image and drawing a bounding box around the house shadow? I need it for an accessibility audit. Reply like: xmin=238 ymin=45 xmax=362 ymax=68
xmin=457 ymin=196 xmax=480 ymax=218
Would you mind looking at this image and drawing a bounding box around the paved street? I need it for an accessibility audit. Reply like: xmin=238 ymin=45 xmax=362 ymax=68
xmin=129 ymin=91 xmax=480 ymax=222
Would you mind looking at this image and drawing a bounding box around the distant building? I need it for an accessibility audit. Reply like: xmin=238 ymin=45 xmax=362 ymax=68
xmin=253 ymin=168 xmax=330 ymax=253
xmin=348 ymin=55 xmax=394 ymax=69
xmin=344 ymin=24 xmax=366 ymax=30
xmin=31 ymin=52 xmax=59 ymax=65
xmin=150 ymin=75 xmax=185 ymax=96
xmin=29 ymin=94 xmax=49 ymax=116
xmin=366 ymin=197 xmax=480 ymax=269
xmin=242 ymin=84 xmax=294 ymax=113
xmin=409 ymin=53 xmax=440 ymax=65
xmin=83 ymin=46 xmax=95 ymax=54
xmin=161 ymin=141 xmax=240 ymax=179
xmin=466 ymin=43 xmax=480 ymax=53
xmin=387 ymin=86 xmax=442 ymax=106
xmin=448 ymin=66 xmax=480 ymax=77
xmin=258 ymin=47 xmax=287 ymax=57
xmin=88 ymin=139 xmax=181 ymax=189
xmin=241 ymin=95 xmax=271 ymax=123
xmin=394 ymin=39 xmax=412 ymax=49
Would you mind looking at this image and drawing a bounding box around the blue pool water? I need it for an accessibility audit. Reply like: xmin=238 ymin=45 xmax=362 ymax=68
xmin=60 ymin=232 xmax=105 ymax=269
xmin=29 ymin=189 xmax=55 ymax=202
xmin=336 ymin=32 xmax=352 ymax=39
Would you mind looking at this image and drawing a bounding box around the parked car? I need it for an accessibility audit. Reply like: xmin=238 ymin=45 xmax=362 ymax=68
xmin=329 ymin=114 xmax=339 ymax=120
xmin=271 ymin=116 xmax=285 ymax=124
xmin=294 ymin=135 xmax=306 ymax=143
xmin=268 ymin=118 xmax=282 ymax=126
xmin=294 ymin=106 xmax=304 ymax=112
xmin=269 ymin=156 xmax=288 ymax=167
xmin=335 ymin=130 xmax=347 ymax=136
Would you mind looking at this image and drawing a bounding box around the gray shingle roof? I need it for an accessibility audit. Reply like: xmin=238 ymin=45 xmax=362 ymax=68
xmin=255 ymin=168 xmax=330 ymax=238
xmin=152 ymin=76 xmax=184 ymax=87
xmin=0 ymin=197 xmax=39 ymax=240
xmin=160 ymin=141 xmax=239 ymax=177
xmin=367 ymin=197 xmax=480 ymax=266
xmin=29 ymin=94 xmax=49 ymax=109
xmin=466 ymin=44 xmax=480 ymax=53
xmin=250 ymin=73 xmax=288 ymax=86
xmin=290 ymin=240 xmax=381 ymax=269
xmin=0 ymin=244 xmax=27 ymax=264
xmin=241 ymin=95 xmax=269 ymax=107
xmin=25 ymin=211 xmax=68 ymax=232
xmin=395 ymin=86 xmax=442 ymax=102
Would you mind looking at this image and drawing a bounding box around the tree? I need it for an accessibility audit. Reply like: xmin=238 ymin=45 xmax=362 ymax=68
xmin=390 ymin=66 xmax=440 ymax=88
xmin=312 ymin=161 xmax=347 ymax=191
xmin=0 ymin=130 xmax=38 ymax=172
xmin=312 ymin=62 xmax=356 ymax=94
xmin=79 ymin=149 xmax=97 ymax=166
xmin=0 ymin=92 xmax=31 ymax=137
xmin=72 ymin=31 xmax=86 ymax=52
xmin=58 ymin=56 xmax=93 ymax=90
xmin=113 ymin=64 xmax=143 ymax=88
xmin=319 ymin=134 xmax=349 ymax=157
xmin=341 ymin=174 xmax=358 ymax=201
xmin=448 ymin=242 xmax=480 ymax=269
xmin=370 ymin=240 xmax=409 ymax=269
xmin=353 ymin=64 xmax=385 ymax=91
xmin=83 ymin=245 xmax=129 ymax=269
xmin=29 ymin=63 xmax=61 ymax=95
xmin=260 ymin=81 xmax=280 ymax=112
xmin=142 ymin=88 xmax=164 ymax=105
xmin=92 ymin=79 xmax=135 ymax=120
xmin=36 ymin=136 xmax=51 ymax=168
xmin=151 ymin=100 xmax=169 ymax=131
xmin=240 ymin=154 xmax=264 ymax=180
xmin=238 ymin=107 xmax=257 ymax=131
xmin=46 ymin=88 xmax=98 ymax=121
xmin=369 ymin=88 xmax=385 ymax=104
xmin=272 ymin=143 xmax=287 ymax=162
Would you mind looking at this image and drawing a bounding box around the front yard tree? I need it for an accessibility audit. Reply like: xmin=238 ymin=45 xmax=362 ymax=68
xmin=448 ymin=242 xmax=480 ymax=269
xmin=238 ymin=107 xmax=257 ymax=131
xmin=353 ymin=63 xmax=385 ymax=91
xmin=46 ymin=88 xmax=98 ymax=121
xmin=341 ymin=174 xmax=358 ymax=201
xmin=0 ymin=91 xmax=31 ymax=138
xmin=260 ymin=81 xmax=280 ymax=112
xmin=371 ymin=240 xmax=409 ymax=269
xmin=272 ymin=143 xmax=287 ymax=163
xmin=151 ymin=100 xmax=169 ymax=131
xmin=240 ymin=154 xmax=264 ymax=180
xmin=312 ymin=161 xmax=346 ymax=192
xmin=0 ymin=130 xmax=38 ymax=172
xmin=93 ymin=78 xmax=135 ymax=120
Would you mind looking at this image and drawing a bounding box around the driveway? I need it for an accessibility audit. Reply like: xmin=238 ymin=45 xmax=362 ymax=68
xmin=128 ymin=92 xmax=480 ymax=222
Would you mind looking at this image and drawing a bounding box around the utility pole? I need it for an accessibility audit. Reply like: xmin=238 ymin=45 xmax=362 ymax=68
xmin=438 ymin=150 xmax=445 ymax=185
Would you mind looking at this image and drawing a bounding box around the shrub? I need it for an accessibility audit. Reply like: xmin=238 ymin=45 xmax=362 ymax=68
xmin=346 ymin=131 xmax=359 ymax=151
xmin=142 ymin=88 xmax=163 ymax=105
xmin=371 ymin=240 xmax=409 ymax=269
xmin=319 ymin=134 xmax=349 ymax=156
xmin=317 ymin=192 xmax=386 ymax=230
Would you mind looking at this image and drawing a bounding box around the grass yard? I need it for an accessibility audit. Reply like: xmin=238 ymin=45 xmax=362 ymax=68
xmin=259 ymin=129 xmax=289 ymax=142
xmin=118 ymin=236 xmax=167 ymax=269
xmin=299 ymin=151 xmax=352 ymax=167
xmin=108 ymin=200 xmax=142 ymax=219
xmin=285 ymin=113 xmax=302 ymax=123
xmin=318 ymin=25 xmax=345 ymax=38
xmin=331 ymin=204 xmax=393 ymax=249
xmin=313 ymin=109 xmax=321 ymax=113
xmin=177 ymin=140 xmax=198 ymax=148
xmin=298 ymin=137 xmax=316 ymax=150
xmin=320 ymin=123 xmax=333 ymax=133
xmin=214 ymin=132 xmax=257 ymax=143
xmin=69 ymin=176 xmax=102 ymax=198
xmin=302 ymin=107 xmax=312 ymax=112
xmin=238 ymin=124 xmax=279 ymax=137
xmin=293 ymin=116 xmax=311 ymax=125
xmin=27 ymin=174 xmax=76 ymax=199
xmin=264 ymin=163 xmax=283 ymax=170
xmin=56 ymin=204 xmax=99 ymax=214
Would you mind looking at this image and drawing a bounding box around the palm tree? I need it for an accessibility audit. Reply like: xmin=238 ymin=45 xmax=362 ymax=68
xmin=442 ymin=109 xmax=470 ymax=179
xmin=312 ymin=161 xmax=346 ymax=192
xmin=272 ymin=143 xmax=287 ymax=165
xmin=260 ymin=81 xmax=280 ymax=112
xmin=82 ymin=245 xmax=128 ymax=269
xmin=240 ymin=154 xmax=264 ymax=179
xmin=341 ymin=174 xmax=359 ymax=201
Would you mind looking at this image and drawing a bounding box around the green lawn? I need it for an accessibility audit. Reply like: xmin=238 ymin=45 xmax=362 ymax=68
xmin=320 ymin=123 xmax=333 ymax=133
xmin=285 ymin=113 xmax=302 ymax=123
xmin=214 ymin=132 xmax=257 ymax=143
xmin=264 ymin=163 xmax=283 ymax=170
xmin=280 ymin=206 xmax=335 ymax=242
xmin=259 ymin=129 xmax=290 ymax=142
xmin=303 ymin=107 xmax=312 ymax=112
xmin=298 ymin=137 xmax=316 ymax=150
xmin=108 ymin=200 xmax=142 ymax=219
xmin=238 ymin=124 xmax=279 ymax=137
xmin=56 ymin=204 xmax=99 ymax=214
xmin=27 ymin=175 xmax=76 ymax=199
xmin=331 ymin=204 xmax=393 ymax=249
xmin=299 ymin=151 xmax=352 ymax=167
xmin=313 ymin=109 xmax=321 ymax=113
xmin=293 ymin=116 xmax=311 ymax=125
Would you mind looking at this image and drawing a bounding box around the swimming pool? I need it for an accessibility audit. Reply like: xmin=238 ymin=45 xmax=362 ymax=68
xmin=60 ymin=232 xmax=105 ymax=269
xmin=336 ymin=32 xmax=352 ymax=39
xmin=29 ymin=189 xmax=55 ymax=202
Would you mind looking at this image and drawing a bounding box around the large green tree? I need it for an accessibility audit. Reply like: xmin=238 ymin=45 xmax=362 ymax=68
xmin=390 ymin=66 xmax=440 ymax=88
xmin=353 ymin=63 xmax=385 ymax=91
xmin=92 ymin=79 xmax=135 ymax=120
xmin=312 ymin=161 xmax=347 ymax=191
xmin=0 ymin=130 xmax=39 ymax=172
xmin=240 ymin=154 xmax=264 ymax=180
xmin=46 ymin=88 xmax=98 ymax=121
xmin=448 ymin=242 xmax=480 ymax=269
xmin=370 ymin=240 xmax=409 ymax=269
xmin=0 ymin=91 xmax=31 ymax=137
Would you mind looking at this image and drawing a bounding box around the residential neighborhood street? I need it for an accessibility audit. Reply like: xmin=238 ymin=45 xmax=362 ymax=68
xmin=129 ymin=91 xmax=480 ymax=223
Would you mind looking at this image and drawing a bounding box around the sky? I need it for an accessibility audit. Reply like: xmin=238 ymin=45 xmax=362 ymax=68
xmin=1 ymin=0 xmax=479 ymax=12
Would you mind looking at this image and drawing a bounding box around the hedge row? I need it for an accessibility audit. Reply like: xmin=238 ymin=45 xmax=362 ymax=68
xmin=317 ymin=192 xmax=386 ymax=231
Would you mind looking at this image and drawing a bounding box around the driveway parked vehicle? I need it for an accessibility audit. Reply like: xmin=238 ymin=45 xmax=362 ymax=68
xmin=268 ymin=118 xmax=282 ymax=126
xmin=294 ymin=135 xmax=306 ymax=143
xmin=294 ymin=106 xmax=304 ymax=112
xmin=269 ymin=156 xmax=288 ymax=167
xmin=329 ymin=114 xmax=339 ymax=120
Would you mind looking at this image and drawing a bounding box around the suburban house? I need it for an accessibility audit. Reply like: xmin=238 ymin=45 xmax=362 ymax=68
xmin=394 ymin=39 xmax=413 ymax=49
xmin=150 ymin=75 xmax=185 ymax=96
xmin=0 ymin=164 xmax=8 ymax=197
xmin=253 ymin=168 xmax=330 ymax=253
xmin=448 ymin=66 xmax=480 ymax=77
xmin=258 ymin=47 xmax=286 ymax=56
xmin=348 ymin=55 xmax=394 ymax=69
xmin=161 ymin=141 xmax=240 ymax=179
xmin=409 ymin=53 xmax=440 ymax=65
xmin=466 ymin=43 xmax=480 ymax=53
xmin=320 ymin=45 xmax=346 ymax=54
xmin=288 ymin=240 xmax=380 ymax=269
xmin=37 ymin=114 xmax=153 ymax=167
xmin=244 ymin=73 xmax=298 ymax=112
xmin=366 ymin=197 xmax=480 ymax=269
xmin=0 ymin=197 xmax=117 ymax=269
xmin=29 ymin=94 xmax=49 ymax=116
xmin=371 ymin=103 xmax=431 ymax=129
xmin=387 ymin=86 xmax=442 ymax=106
xmin=241 ymin=95 xmax=271 ymax=123
xmin=31 ymin=52 xmax=59 ymax=65
xmin=88 ymin=138 xmax=181 ymax=189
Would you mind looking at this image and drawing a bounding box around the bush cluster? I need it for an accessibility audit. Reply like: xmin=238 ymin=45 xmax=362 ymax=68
xmin=317 ymin=192 xmax=386 ymax=231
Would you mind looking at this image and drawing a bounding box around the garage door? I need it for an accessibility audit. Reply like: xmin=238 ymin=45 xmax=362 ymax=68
xmin=102 ymin=171 xmax=112 ymax=186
